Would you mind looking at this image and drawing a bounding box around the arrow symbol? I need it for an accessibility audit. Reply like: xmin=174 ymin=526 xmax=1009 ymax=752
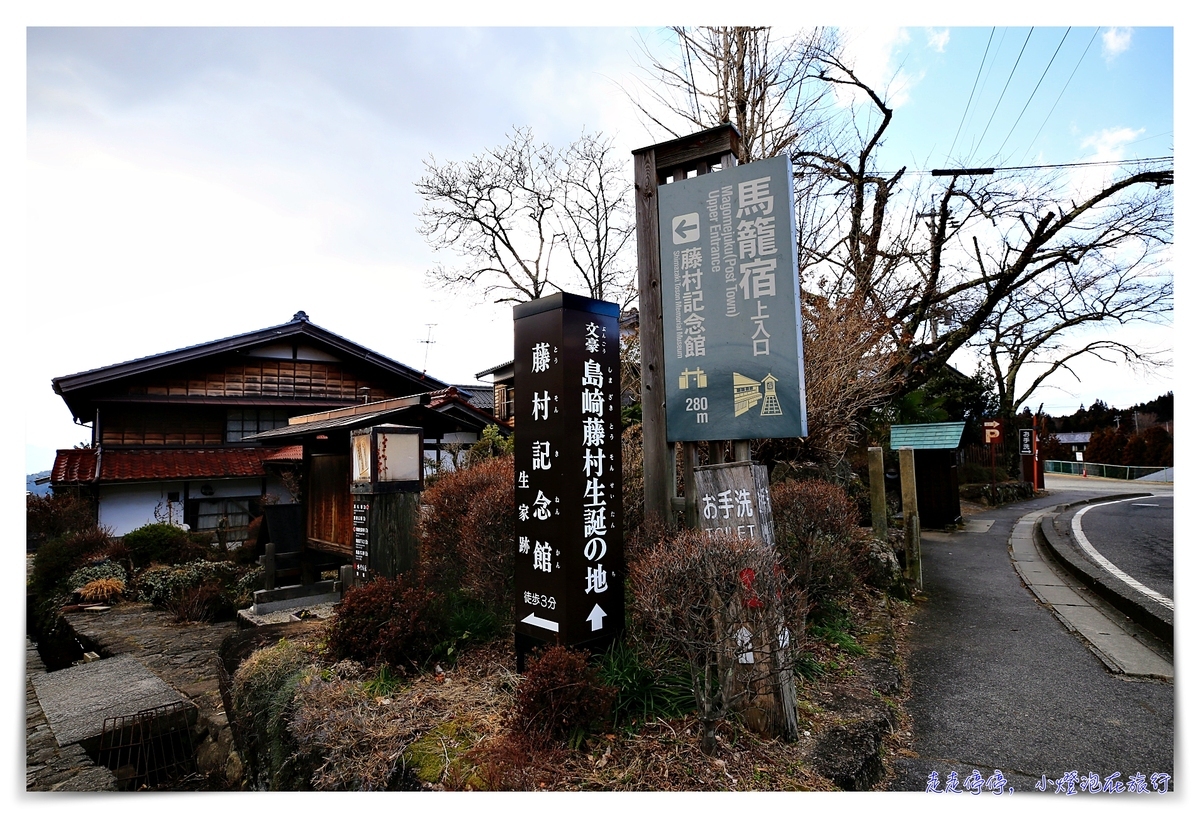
xmin=586 ymin=604 xmax=607 ymax=632
xmin=671 ymin=213 xmax=699 ymax=244
xmin=521 ymin=612 xmax=559 ymax=633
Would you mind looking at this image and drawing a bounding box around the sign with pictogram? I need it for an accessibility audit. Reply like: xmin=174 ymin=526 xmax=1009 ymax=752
xmin=983 ymin=419 xmax=1003 ymax=445
xmin=657 ymin=155 xmax=807 ymax=442
xmin=512 ymin=293 xmax=624 ymax=666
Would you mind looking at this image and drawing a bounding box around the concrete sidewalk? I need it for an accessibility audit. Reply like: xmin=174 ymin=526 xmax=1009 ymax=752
xmin=888 ymin=488 xmax=1173 ymax=791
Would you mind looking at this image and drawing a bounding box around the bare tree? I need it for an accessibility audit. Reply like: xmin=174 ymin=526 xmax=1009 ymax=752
xmin=632 ymin=30 xmax=1172 ymax=463
xmin=973 ymin=246 xmax=1172 ymax=418
xmin=794 ymin=48 xmax=1173 ymax=406
xmin=630 ymin=26 xmax=837 ymax=163
xmin=416 ymin=128 xmax=635 ymax=306
xmin=555 ymin=133 xmax=636 ymax=307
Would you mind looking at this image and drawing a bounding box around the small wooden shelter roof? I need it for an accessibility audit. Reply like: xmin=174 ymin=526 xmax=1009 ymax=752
xmin=889 ymin=422 xmax=966 ymax=451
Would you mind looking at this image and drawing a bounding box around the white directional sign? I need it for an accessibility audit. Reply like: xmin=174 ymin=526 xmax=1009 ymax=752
xmin=586 ymin=603 xmax=607 ymax=632
xmin=521 ymin=612 xmax=559 ymax=633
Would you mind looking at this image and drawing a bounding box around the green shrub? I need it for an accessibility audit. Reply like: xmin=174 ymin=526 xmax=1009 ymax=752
xmin=509 ymin=645 xmax=615 ymax=750
xmin=327 ymin=575 xmax=444 ymax=672
xmin=66 ymin=560 xmax=127 ymax=591
xmin=435 ymin=593 xmax=501 ymax=662
xmin=123 ymin=523 xmax=191 ymax=567
xmin=597 ymin=639 xmax=694 ymax=728
xmin=464 ymin=424 xmax=514 ymax=467
xmin=419 ymin=456 xmax=514 ymax=619
xmin=136 ymin=559 xmax=247 ymax=620
xmin=31 ymin=526 xmax=113 ymax=594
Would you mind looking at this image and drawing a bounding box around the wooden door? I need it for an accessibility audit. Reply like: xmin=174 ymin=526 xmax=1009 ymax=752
xmin=307 ymin=454 xmax=352 ymax=553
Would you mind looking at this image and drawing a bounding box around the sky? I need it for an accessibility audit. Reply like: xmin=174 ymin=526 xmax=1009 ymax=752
xmin=11 ymin=8 xmax=1183 ymax=481
xmin=3 ymin=3 xmax=1194 ymax=811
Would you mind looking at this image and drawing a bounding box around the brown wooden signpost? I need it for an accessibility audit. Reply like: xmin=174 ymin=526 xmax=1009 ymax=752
xmin=512 ymin=293 xmax=623 ymax=669
xmin=633 ymin=125 xmax=743 ymax=529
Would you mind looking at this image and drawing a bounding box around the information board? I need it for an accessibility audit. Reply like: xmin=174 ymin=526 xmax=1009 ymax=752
xmin=657 ymin=155 xmax=807 ymax=442
xmin=512 ymin=293 xmax=624 ymax=653
xmin=352 ymin=499 xmax=370 ymax=582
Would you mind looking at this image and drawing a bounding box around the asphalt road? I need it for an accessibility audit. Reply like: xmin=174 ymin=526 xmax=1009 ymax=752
xmin=888 ymin=489 xmax=1174 ymax=794
xmin=1076 ymin=495 xmax=1174 ymax=600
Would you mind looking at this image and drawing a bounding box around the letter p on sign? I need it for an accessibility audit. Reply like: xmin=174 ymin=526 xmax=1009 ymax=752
xmin=983 ymin=420 xmax=1002 ymax=445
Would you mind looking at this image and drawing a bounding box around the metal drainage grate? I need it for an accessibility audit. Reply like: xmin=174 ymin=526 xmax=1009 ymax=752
xmin=97 ymin=701 xmax=199 ymax=790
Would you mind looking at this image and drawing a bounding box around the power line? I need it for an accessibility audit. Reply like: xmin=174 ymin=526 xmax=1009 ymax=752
xmin=996 ymin=28 xmax=1072 ymax=159
xmin=1020 ymin=27 xmax=1100 ymax=162
xmin=888 ymin=155 xmax=1173 ymax=178
xmin=969 ymin=27 xmax=1034 ymax=165
xmin=945 ymin=27 xmax=995 ymax=164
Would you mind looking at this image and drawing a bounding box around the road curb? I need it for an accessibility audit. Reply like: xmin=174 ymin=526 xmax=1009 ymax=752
xmin=1034 ymin=495 xmax=1172 ymax=648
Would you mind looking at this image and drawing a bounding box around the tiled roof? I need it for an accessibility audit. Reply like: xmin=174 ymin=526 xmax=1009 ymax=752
xmin=51 ymin=448 xmax=97 ymax=484
xmin=889 ymin=422 xmax=966 ymax=451
xmin=51 ymin=447 xmax=286 ymax=484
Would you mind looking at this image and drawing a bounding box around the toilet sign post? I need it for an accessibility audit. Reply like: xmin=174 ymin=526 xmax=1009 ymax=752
xmin=512 ymin=293 xmax=624 ymax=670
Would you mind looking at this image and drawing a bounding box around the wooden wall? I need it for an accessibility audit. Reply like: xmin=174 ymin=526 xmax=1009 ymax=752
xmin=120 ymin=359 xmax=391 ymax=403
xmin=100 ymin=406 xmax=226 ymax=446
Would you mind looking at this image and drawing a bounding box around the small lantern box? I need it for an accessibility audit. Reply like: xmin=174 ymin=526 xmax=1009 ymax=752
xmin=350 ymin=424 xmax=423 ymax=495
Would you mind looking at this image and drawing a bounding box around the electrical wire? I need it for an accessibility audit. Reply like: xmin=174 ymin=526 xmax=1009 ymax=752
xmin=996 ymin=28 xmax=1072 ymax=159
xmin=894 ymin=155 xmax=1173 ymax=177
xmin=945 ymin=27 xmax=995 ymax=164
xmin=969 ymin=27 xmax=1035 ymax=165
xmin=1020 ymin=28 xmax=1100 ymax=162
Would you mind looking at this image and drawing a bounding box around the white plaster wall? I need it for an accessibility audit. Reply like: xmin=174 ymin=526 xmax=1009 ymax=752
xmin=98 ymin=477 xmax=276 ymax=536
xmin=98 ymin=483 xmax=186 ymax=536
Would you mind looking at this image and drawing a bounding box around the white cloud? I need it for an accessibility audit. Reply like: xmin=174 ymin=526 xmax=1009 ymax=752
xmin=1102 ymin=27 xmax=1132 ymax=62
xmin=1080 ymin=126 xmax=1145 ymax=161
xmin=835 ymin=27 xmax=922 ymax=109
xmin=926 ymin=28 xmax=950 ymax=53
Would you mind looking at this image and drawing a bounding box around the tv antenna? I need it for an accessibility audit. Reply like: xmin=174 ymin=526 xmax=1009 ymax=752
xmin=420 ymin=324 xmax=437 ymax=373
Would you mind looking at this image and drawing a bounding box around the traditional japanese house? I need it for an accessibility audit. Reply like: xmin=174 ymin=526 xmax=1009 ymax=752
xmin=49 ymin=311 xmax=469 ymax=543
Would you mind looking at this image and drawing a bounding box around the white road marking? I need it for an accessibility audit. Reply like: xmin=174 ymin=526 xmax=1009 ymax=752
xmin=1072 ymin=498 xmax=1174 ymax=611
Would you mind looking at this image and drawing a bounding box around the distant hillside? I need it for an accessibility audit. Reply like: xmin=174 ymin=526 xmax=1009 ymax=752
xmin=26 ymin=471 xmax=51 ymax=496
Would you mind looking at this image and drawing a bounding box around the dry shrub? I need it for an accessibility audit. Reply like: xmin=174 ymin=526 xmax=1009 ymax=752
xmin=419 ymin=455 xmax=514 ymax=617
xmin=165 ymin=580 xmax=228 ymax=623
xmin=327 ymin=575 xmax=443 ymax=672
xmin=470 ymin=732 xmax=566 ymax=791
xmin=508 ymin=645 xmax=615 ymax=749
xmin=630 ymin=529 xmax=802 ymax=753
xmin=26 ymin=492 xmax=95 ymax=552
xmin=287 ymin=673 xmax=424 ymax=791
xmin=78 ymin=577 xmax=124 ymax=605
xmin=770 ymin=478 xmax=871 ymax=609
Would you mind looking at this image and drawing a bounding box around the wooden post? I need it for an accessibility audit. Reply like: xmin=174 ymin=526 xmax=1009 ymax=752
xmin=338 ymin=563 xmax=356 ymax=596
xmin=899 ymin=447 xmax=922 ymax=591
xmin=868 ymin=446 xmax=887 ymax=540
xmin=633 ymin=125 xmax=742 ymax=531
xmin=261 ymin=542 xmax=276 ymax=591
